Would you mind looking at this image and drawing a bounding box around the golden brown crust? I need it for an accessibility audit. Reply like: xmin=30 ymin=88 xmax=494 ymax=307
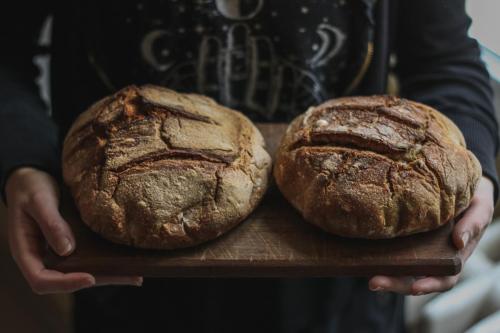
xmin=274 ymin=95 xmax=481 ymax=238
xmin=63 ymin=85 xmax=271 ymax=249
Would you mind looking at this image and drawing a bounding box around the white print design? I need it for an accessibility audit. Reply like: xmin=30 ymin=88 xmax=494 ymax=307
xmin=308 ymin=24 xmax=346 ymax=68
xmin=215 ymin=0 xmax=264 ymax=20
xmin=138 ymin=0 xmax=346 ymax=117
xmin=141 ymin=29 xmax=174 ymax=71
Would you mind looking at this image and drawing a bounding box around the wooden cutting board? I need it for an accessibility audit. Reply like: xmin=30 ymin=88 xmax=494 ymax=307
xmin=44 ymin=124 xmax=462 ymax=277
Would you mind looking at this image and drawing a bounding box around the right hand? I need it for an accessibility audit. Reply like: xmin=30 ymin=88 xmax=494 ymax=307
xmin=5 ymin=167 xmax=143 ymax=294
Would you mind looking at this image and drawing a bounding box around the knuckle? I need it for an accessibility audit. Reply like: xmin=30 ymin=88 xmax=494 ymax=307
xmin=32 ymin=288 xmax=45 ymax=295
xmin=10 ymin=248 xmax=21 ymax=263
xmin=47 ymin=220 xmax=62 ymax=232
xmin=442 ymin=283 xmax=454 ymax=292
xmin=443 ymin=277 xmax=457 ymax=291
xmin=30 ymin=280 xmax=47 ymax=295
xmin=477 ymin=200 xmax=494 ymax=219
xmin=471 ymin=223 xmax=483 ymax=238
xmin=487 ymin=206 xmax=494 ymax=220
xmin=483 ymin=216 xmax=493 ymax=228
xmin=28 ymin=191 xmax=45 ymax=206
xmin=16 ymin=194 xmax=31 ymax=210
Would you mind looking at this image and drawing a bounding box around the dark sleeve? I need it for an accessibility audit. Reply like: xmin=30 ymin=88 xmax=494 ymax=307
xmin=0 ymin=2 xmax=58 ymax=203
xmin=395 ymin=0 xmax=499 ymax=202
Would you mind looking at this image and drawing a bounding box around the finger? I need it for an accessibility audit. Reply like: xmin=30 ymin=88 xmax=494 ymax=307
xmin=94 ymin=276 xmax=143 ymax=287
xmin=26 ymin=191 xmax=75 ymax=256
xmin=8 ymin=209 xmax=95 ymax=294
xmin=411 ymin=275 xmax=459 ymax=295
xmin=452 ymin=198 xmax=492 ymax=251
xmin=32 ymin=270 xmax=96 ymax=295
xmin=368 ymin=276 xmax=416 ymax=294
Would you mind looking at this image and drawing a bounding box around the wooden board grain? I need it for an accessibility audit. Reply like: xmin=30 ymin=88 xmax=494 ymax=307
xmin=44 ymin=124 xmax=462 ymax=277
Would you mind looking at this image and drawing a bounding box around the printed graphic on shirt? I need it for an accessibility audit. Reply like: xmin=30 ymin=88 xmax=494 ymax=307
xmin=88 ymin=0 xmax=354 ymax=120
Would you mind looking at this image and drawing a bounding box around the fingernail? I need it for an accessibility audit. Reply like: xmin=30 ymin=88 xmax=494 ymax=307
xmin=58 ymin=237 xmax=73 ymax=255
xmin=133 ymin=278 xmax=143 ymax=287
xmin=461 ymin=232 xmax=470 ymax=248
xmin=414 ymin=291 xmax=425 ymax=296
xmin=83 ymin=278 xmax=96 ymax=288
xmin=371 ymin=286 xmax=384 ymax=292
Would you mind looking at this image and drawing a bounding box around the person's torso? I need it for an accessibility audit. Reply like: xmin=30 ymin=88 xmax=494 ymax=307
xmin=46 ymin=3 xmax=402 ymax=332
xmin=49 ymin=0 xmax=378 ymax=134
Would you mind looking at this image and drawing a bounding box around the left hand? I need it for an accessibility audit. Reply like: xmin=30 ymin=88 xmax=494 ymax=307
xmin=368 ymin=176 xmax=495 ymax=295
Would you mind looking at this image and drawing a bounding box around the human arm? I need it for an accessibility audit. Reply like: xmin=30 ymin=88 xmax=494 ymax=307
xmin=1 ymin=3 xmax=142 ymax=294
xmin=369 ymin=0 xmax=498 ymax=294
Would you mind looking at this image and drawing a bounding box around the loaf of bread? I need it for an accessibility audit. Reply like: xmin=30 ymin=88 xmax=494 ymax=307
xmin=274 ymin=96 xmax=481 ymax=238
xmin=63 ymin=85 xmax=271 ymax=249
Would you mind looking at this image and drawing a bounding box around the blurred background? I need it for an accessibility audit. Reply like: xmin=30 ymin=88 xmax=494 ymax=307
xmin=1 ymin=1 xmax=500 ymax=332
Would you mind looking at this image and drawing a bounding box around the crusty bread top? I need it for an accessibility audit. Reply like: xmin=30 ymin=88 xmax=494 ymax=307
xmin=62 ymin=85 xmax=271 ymax=249
xmin=63 ymin=85 xmax=269 ymax=184
xmin=289 ymin=95 xmax=467 ymax=160
xmin=274 ymin=95 xmax=481 ymax=238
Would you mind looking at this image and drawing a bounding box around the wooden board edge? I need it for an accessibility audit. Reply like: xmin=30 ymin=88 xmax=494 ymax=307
xmin=45 ymin=256 xmax=463 ymax=278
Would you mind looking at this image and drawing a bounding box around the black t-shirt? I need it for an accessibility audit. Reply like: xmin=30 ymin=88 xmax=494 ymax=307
xmin=75 ymin=0 xmax=367 ymax=121
xmin=2 ymin=0 xmax=498 ymax=199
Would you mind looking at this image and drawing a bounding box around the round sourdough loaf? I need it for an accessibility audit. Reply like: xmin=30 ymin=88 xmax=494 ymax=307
xmin=274 ymin=96 xmax=481 ymax=239
xmin=63 ymin=85 xmax=271 ymax=249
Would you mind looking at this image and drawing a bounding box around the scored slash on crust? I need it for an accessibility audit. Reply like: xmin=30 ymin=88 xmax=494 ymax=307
xmin=62 ymin=85 xmax=272 ymax=249
xmin=274 ymin=95 xmax=481 ymax=239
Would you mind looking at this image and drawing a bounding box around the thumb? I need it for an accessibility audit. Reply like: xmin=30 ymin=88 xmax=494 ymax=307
xmin=26 ymin=192 xmax=75 ymax=256
xmin=452 ymin=177 xmax=494 ymax=250
xmin=452 ymin=198 xmax=491 ymax=252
